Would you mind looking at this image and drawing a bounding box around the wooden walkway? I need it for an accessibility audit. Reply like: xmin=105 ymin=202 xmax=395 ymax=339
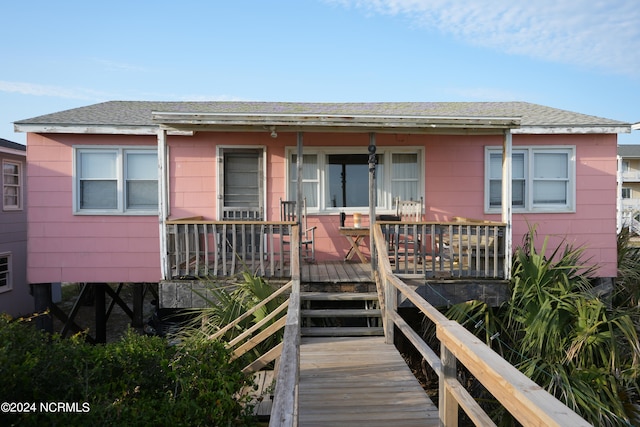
xmin=298 ymin=336 xmax=439 ymax=426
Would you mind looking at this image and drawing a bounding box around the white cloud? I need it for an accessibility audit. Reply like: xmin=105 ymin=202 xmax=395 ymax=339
xmin=327 ymin=0 xmax=640 ymax=76
xmin=0 ymin=80 xmax=111 ymax=100
xmin=92 ymin=58 xmax=147 ymax=72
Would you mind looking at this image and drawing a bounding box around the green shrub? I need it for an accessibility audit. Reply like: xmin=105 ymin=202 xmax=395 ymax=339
xmin=0 ymin=314 xmax=256 ymax=426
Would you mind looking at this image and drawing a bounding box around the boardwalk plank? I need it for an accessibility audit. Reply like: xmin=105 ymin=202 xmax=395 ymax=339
xmin=298 ymin=336 xmax=438 ymax=426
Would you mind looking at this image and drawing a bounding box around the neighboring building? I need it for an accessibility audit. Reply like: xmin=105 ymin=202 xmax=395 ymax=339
xmin=0 ymin=138 xmax=29 ymax=317
xmin=618 ymin=144 xmax=640 ymax=231
xmin=14 ymin=101 xmax=629 ymax=294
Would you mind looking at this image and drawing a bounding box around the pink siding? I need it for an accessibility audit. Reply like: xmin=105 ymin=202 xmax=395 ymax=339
xmin=26 ymin=134 xmax=160 ymax=284
xmin=27 ymin=130 xmax=618 ymax=284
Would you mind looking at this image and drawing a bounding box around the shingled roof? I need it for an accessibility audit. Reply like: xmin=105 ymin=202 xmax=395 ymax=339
xmin=618 ymin=144 xmax=640 ymax=157
xmin=0 ymin=137 xmax=26 ymax=153
xmin=14 ymin=101 xmax=630 ymax=134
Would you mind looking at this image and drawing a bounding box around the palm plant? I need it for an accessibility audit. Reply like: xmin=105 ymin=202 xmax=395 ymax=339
xmin=615 ymin=226 xmax=640 ymax=308
xmin=445 ymin=226 xmax=640 ymax=426
xmin=177 ymin=270 xmax=287 ymax=365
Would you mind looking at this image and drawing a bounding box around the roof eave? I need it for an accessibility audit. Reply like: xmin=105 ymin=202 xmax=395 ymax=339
xmin=513 ymin=125 xmax=631 ymax=135
xmin=13 ymin=123 xmax=192 ymax=136
xmin=0 ymin=146 xmax=26 ymax=156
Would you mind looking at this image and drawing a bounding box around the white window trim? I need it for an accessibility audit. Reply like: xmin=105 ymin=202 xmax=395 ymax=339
xmin=286 ymin=146 xmax=424 ymax=214
xmin=485 ymin=145 xmax=576 ymax=214
xmin=215 ymin=145 xmax=267 ymax=220
xmin=73 ymin=146 xmax=158 ymax=215
xmin=0 ymin=252 xmax=12 ymax=294
xmin=2 ymin=159 xmax=23 ymax=211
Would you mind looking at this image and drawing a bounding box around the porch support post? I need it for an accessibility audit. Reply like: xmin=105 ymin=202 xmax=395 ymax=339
xmin=617 ymin=154 xmax=622 ymax=233
xmin=502 ymin=130 xmax=513 ymax=279
xmin=158 ymin=128 xmax=169 ymax=280
xmin=132 ymin=283 xmax=144 ymax=328
xmin=368 ymin=132 xmax=377 ymax=278
xmin=32 ymin=283 xmax=53 ymax=333
xmin=296 ymin=132 xmax=304 ymax=264
xmin=94 ymin=283 xmax=107 ymax=343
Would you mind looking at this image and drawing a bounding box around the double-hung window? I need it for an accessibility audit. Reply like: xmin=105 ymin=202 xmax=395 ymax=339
xmin=288 ymin=148 xmax=422 ymax=212
xmin=486 ymin=146 xmax=575 ymax=213
xmin=74 ymin=147 xmax=158 ymax=214
xmin=0 ymin=253 xmax=11 ymax=293
xmin=3 ymin=160 xmax=22 ymax=211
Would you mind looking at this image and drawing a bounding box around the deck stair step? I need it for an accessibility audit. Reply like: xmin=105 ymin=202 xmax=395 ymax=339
xmin=301 ymin=326 xmax=384 ymax=336
xmin=301 ymin=308 xmax=381 ymax=317
xmin=300 ymin=291 xmax=383 ymax=337
xmin=301 ymin=291 xmax=378 ymax=301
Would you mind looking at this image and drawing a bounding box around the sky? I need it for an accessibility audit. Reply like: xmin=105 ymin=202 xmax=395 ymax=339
xmin=1 ymin=0 xmax=639 ymax=145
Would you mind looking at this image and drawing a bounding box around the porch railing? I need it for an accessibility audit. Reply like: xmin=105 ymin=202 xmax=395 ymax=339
xmin=166 ymin=217 xmax=507 ymax=279
xmin=165 ymin=218 xmax=295 ymax=278
xmin=379 ymin=219 xmax=506 ymax=278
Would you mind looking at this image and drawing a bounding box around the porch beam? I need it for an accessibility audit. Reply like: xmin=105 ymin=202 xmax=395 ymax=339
xmin=153 ymin=112 xmax=520 ymax=129
xmin=368 ymin=132 xmax=377 ymax=278
xmin=158 ymin=128 xmax=169 ymax=280
xmin=501 ymin=130 xmax=512 ymax=279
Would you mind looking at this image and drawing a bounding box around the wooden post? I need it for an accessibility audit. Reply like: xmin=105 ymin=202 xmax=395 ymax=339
xmin=368 ymin=132 xmax=377 ymax=279
xmin=439 ymin=325 xmax=459 ymax=426
xmin=94 ymin=283 xmax=107 ymax=343
xmin=501 ymin=130 xmax=512 ymax=279
xmin=32 ymin=283 xmax=53 ymax=333
xmin=296 ymin=132 xmax=304 ymax=266
xmin=132 ymin=283 xmax=144 ymax=328
xmin=158 ymin=129 xmax=169 ymax=280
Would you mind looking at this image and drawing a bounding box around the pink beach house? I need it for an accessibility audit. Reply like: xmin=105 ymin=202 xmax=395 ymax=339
xmin=14 ymin=101 xmax=630 ymax=316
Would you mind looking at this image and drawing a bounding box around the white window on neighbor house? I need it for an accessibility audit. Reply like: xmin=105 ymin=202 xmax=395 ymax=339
xmin=622 ymin=187 xmax=632 ymax=199
xmin=287 ymin=148 xmax=422 ymax=212
xmin=485 ymin=146 xmax=575 ymax=213
xmin=622 ymin=160 xmax=630 ymax=174
xmin=74 ymin=147 xmax=158 ymax=214
xmin=0 ymin=253 xmax=11 ymax=293
xmin=3 ymin=160 xmax=23 ymax=211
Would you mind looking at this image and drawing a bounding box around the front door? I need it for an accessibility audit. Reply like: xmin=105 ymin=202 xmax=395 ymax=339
xmin=218 ymin=148 xmax=264 ymax=220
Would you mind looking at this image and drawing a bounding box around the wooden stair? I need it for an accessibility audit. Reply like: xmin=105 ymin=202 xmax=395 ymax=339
xmin=300 ymin=291 xmax=383 ymax=337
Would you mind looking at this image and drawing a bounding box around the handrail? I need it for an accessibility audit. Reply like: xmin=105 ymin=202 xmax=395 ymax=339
xmin=372 ymin=224 xmax=591 ymax=427
xmin=203 ymin=228 xmax=300 ymax=420
xmin=208 ymin=281 xmax=293 ymax=341
xmin=269 ymin=227 xmax=300 ymax=427
xmin=206 ymin=279 xmax=291 ymax=373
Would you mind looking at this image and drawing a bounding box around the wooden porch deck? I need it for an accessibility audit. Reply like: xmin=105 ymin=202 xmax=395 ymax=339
xmin=298 ymin=336 xmax=439 ymax=426
xmin=301 ymin=261 xmax=372 ymax=283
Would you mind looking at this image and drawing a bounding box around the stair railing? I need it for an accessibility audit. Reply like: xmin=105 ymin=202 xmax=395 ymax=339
xmin=372 ymin=224 xmax=590 ymax=427
xmin=269 ymin=228 xmax=301 ymax=427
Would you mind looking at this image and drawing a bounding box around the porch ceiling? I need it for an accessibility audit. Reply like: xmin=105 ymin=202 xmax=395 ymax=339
xmin=152 ymin=111 xmax=522 ymax=135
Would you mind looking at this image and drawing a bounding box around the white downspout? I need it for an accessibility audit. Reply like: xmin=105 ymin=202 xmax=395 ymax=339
xmin=502 ymin=130 xmax=513 ymax=279
xmin=158 ymin=128 xmax=169 ymax=280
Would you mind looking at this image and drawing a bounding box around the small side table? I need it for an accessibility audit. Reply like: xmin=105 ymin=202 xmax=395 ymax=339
xmin=339 ymin=227 xmax=370 ymax=263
